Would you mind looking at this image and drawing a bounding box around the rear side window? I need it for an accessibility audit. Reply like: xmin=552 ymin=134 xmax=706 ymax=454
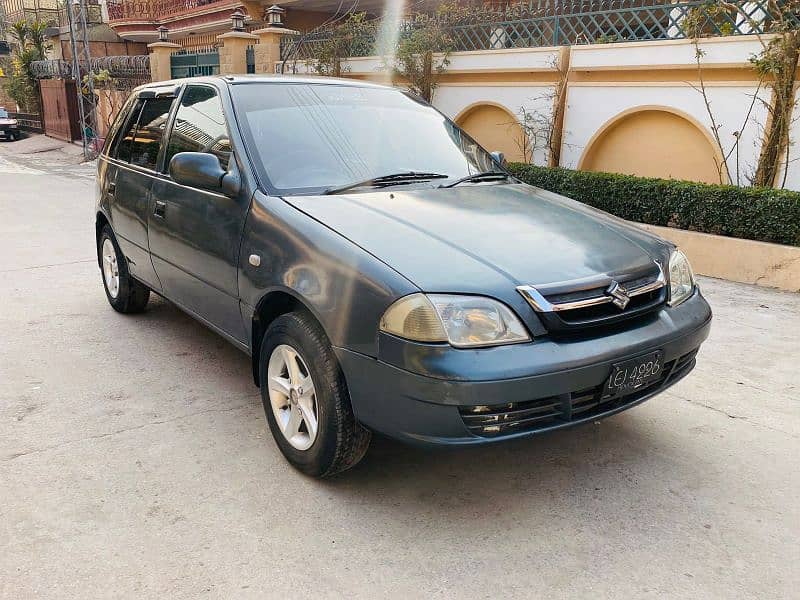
xmin=129 ymin=98 xmax=175 ymax=170
xmin=164 ymin=85 xmax=231 ymax=172
xmin=103 ymin=95 xmax=137 ymax=157
xmin=114 ymin=99 xmax=144 ymax=163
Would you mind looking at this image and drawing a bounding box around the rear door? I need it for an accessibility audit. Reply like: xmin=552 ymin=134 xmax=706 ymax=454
xmin=102 ymin=95 xmax=175 ymax=290
xmin=148 ymin=83 xmax=249 ymax=343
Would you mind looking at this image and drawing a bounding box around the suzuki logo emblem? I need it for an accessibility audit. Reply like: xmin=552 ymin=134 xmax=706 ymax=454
xmin=606 ymin=281 xmax=631 ymax=309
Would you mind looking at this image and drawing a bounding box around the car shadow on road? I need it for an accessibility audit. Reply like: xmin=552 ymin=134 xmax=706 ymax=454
xmin=322 ymin=415 xmax=678 ymax=511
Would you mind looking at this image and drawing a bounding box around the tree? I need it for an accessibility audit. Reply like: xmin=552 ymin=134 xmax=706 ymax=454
xmin=746 ymin=8 xmax=799 ymax=187
xmin=2 ymin=19 xmax=50 ymax=113
xmin=310 ymin=13 xmax=373 ymax=78
xmin=684 ymin=1 xmax=800 ymax=187
xmin=83 ymin=69 xmax=123 ymax=135
xmin=390 ymin=4 xmax=466 ymax=102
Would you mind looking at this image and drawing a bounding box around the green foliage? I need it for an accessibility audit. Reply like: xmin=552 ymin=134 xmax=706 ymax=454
xmin=508 ymin=164 xmax=800 ymax=247
xmin=312 ymin=13 xmax=374 ymax=77
xmin=2 ymin=19 xmax=50 ymax=113
xmin=594 ymin=34 xmax=621 ymax=44
xmin=680 ymin=2 xmax=736 ymax=38
xmin=2 ymin=49 xmax=40 ymax=112
xmin=392 ymin=3 xmax=467 ymax=102
xmin=26 ymin=19 xmax=51 ymax=59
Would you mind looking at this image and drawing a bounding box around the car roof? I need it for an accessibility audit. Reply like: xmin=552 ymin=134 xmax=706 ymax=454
xmin=135 ymin=74 xmax=392 ymax=93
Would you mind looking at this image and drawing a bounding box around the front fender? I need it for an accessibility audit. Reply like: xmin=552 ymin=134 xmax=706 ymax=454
xmin=238 ymin=192 xmax=418 ymax=357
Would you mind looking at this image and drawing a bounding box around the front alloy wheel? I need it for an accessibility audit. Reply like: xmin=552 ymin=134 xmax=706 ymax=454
xmin=267 ymin=344 xmax=319 ymax=451
xmin=259 ymin=311 xmax=371 ymax=477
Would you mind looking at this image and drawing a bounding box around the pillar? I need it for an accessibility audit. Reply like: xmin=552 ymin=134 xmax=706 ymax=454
xmin=147 ymin=41 xmax=180 ymax=82
xmin=252 ymin=27 xmax=298 ymax=75
xmin=217 ymin=31 xmax=258 ymax=75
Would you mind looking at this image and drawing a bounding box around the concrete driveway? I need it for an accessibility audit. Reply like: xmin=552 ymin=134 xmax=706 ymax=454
xmin=1 ymin=149 xmax=798 ymax=599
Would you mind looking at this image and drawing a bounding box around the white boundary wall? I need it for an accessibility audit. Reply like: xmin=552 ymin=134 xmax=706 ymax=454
xmin=278 ymin=37 xmax=796 ymax=190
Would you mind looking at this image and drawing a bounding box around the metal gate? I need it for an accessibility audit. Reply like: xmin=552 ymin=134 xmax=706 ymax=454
xmin=246 ymin=45 xmax=255 ymax=74
xmin=170 ymin=48 xmax=220 ymax=79
xmin=39 ymin=79 xmax=81 ymax=142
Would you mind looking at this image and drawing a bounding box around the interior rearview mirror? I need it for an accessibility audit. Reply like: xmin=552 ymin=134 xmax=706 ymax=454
xmin=491 ymin=151 xmax=507 ymax=168
xmin=169 ymin=152 xmax=240 ymax=197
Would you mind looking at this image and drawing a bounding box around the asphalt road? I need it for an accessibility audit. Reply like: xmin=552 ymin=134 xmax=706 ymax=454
xmin=1 ymin=147 xmax=798 ymax=599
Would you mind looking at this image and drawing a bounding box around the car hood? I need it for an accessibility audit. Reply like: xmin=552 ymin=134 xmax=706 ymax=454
xmin=284 ymin=183 xmax=670 ymax=292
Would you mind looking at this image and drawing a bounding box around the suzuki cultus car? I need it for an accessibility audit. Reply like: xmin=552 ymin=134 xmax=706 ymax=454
xmin=96 ymin=76 xmax=711 ymax=477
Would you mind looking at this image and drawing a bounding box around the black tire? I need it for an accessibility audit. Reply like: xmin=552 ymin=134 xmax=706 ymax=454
xmin=259 ymin=311 xmax=371 ymax=477
xmin=98 ymin=224 xmax=150 ymax=314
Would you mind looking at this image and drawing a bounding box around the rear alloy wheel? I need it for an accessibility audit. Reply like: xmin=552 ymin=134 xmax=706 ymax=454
xmin=98 ymin=225 xmax=150 ymax=314
xmin=101 ymin=238 xmax=120 ymax=299
xmin=259 ymin=311 xmax=371 ymax=477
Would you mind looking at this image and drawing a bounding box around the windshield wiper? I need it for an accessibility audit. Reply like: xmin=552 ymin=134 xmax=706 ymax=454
xmin=439 ymin=171 xmax=511 ymax=189
xmin=324 ymin=171 xmax=449 ymax=195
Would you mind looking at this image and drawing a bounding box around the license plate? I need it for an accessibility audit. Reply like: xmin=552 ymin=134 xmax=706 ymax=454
xmin=603 ymin=350 xmax=664 ymax=398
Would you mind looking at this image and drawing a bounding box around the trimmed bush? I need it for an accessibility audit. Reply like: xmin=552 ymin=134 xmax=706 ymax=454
xmin=508 ymin=164 xmax=800 ymax=247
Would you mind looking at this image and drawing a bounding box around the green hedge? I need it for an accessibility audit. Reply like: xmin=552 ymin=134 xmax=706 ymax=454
xmin=508 ymin=164 xmax=800 ymax=247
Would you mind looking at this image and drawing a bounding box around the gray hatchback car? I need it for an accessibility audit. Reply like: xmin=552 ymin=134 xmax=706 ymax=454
xmin=96 ymin=76 xmax=711 ymax=477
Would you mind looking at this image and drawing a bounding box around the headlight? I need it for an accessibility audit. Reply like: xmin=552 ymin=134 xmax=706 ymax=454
xmin=380 ymin=293 xmax=531 ymax=348
xmin=668 ymin=249 xmax=695 ymax=307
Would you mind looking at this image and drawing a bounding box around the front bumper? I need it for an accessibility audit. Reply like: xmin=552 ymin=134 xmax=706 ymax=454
xmin=335 ymin=290 xmax=711 ymax=445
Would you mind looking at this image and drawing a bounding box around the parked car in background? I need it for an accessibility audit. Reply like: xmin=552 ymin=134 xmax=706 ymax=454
xmin=0 ymin=108 xmax=21 ymax=141
xmin=95 ymin=76 xmax=712 ymax=477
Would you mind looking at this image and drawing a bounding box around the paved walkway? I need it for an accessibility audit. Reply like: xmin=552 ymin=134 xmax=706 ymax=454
xmin=0 ymin=133 xmax=96 ymax=180
xmin=0 ymin=157 xmax=798 ymax=599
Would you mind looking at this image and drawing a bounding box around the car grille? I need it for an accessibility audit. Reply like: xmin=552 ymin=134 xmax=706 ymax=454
xmin=459 ymin=350 xmax=697 ymax=438
xmin=518 ymin=263 xmax=667 ymax=334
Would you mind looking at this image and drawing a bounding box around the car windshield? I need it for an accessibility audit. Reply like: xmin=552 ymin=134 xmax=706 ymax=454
xmin=233 ymin=82 xmax=499 ymax=195
xmin=0 ymin=109 xmax=8 ymax=119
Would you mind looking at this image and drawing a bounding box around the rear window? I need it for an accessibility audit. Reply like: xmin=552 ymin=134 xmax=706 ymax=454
xmin=113 ymin=99 xmax=143 ymax=163
xmin=129 ymin=98 xmax=174 ymax=170
xmin=110 ymin=96 xmax=175 ymax=171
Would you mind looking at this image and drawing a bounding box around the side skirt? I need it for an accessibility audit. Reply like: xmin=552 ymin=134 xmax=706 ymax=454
xmin=131 ymin=274 xmax=252 ymax=357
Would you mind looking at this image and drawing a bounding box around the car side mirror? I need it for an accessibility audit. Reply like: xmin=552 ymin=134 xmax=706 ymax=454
xmin=168 ymin=152 xmax=241 ymax=197
xmin=491 ymin=151 xmax=507 ymax=168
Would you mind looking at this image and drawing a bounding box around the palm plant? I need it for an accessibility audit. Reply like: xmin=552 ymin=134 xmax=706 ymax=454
xmin=9 ymin=21 xmax=30 ymax=51
xmin=27 ymin=19 xmax=51 ymax=59
xmin=2 ymin=19 xmax=49 ymax=112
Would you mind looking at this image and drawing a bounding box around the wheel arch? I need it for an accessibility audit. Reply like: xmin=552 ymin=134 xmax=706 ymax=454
xmin=250 ymin=288 xmax=327 ymax=387
xmin=95 ymin=211 xmax=111 ymax=268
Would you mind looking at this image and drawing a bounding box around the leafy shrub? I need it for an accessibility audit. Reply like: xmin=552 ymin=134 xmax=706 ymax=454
xmin=508 ymin=164 xmax=800 ymax=247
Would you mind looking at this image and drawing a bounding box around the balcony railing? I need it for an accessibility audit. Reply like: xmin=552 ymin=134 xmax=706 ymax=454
xmin=106 ymin=0 xmax=235 ymax=22
xmin=281 ymin=0 xmax=793 ymax=61
xmin=4 ymin=7 xmax=60 ymax=27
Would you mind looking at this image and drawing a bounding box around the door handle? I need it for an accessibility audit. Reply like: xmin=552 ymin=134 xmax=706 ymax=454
xmin=107 ymin=181 xmax=116 ymax=196
xmin=154 ymin=200 xmax=166 ymax=219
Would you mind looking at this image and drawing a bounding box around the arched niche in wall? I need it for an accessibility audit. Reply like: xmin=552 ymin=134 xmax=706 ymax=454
xmin=579 ymin=106 xmax=723 ymax=184
xmin=455 ymin=102 xmax=528 ymax=163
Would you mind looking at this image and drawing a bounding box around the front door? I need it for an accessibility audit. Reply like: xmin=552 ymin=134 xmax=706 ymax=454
xmin=148 ymin=84 xmax=249 ymax=343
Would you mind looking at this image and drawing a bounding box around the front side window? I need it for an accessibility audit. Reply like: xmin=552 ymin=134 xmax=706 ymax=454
xmin=164 ymin=85 xmax=231 ymax=172
xmin=129 ymin=97 xmax=175 ymax=171
xmin=233 ymin=83 xmax=496 ymax=195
